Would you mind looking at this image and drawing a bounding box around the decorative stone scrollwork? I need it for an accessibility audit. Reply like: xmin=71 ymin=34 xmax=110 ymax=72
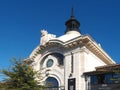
xmin=40 ymin=29 xmax=56 ymax=45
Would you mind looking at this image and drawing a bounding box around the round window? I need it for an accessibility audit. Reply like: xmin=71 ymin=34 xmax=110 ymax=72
xmin=47 ymin=59 xmax=54 ymax=67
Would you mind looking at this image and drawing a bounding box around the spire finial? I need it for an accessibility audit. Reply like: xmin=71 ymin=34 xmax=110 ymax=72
xmin=71 ymin=6 xmax=75 ymax=18
xmin=64 ymin=7 xmax=81 ymax=34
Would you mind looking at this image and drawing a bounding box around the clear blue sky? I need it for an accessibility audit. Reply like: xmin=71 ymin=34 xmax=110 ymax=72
xmin=0 ymin=0 xmax=120 ymax=81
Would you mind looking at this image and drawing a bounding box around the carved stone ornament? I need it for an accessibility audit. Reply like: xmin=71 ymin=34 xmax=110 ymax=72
xmin=40 ymin=29 xmax=56 ymax=45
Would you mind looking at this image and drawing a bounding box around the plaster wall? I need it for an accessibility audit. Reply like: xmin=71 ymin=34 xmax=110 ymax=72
xmin=64 ymin=46 xmax=107 ymax=90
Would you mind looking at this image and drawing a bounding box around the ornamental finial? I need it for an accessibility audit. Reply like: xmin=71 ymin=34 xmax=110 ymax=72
xmin=71 ymin=6 xmax=75 ymax=19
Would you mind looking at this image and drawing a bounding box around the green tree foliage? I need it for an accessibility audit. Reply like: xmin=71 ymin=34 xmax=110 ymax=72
xmin=1 ymin=58 xmax=44 ymax=90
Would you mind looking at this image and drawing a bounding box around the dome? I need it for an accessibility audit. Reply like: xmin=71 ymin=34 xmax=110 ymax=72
xmin=58 ymin=31 xmax=81 ymax=42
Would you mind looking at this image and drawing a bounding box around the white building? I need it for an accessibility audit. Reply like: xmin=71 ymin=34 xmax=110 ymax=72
xmin=24 ymin=8 xmax=116 ymax=90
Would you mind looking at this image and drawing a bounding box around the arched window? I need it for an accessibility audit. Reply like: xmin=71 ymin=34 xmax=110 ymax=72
xmin=46 ymin=77 xmax=59 ymax=88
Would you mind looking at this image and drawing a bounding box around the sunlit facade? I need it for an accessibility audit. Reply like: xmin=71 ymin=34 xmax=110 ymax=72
xmin=24 ymin=8 xmax=117 ymax=90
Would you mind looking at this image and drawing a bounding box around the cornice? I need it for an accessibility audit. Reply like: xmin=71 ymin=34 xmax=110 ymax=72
xmin=28 ymin=41 xmax=64 ymax=61
xmin=27 ymin=34 xmax=115 ymax=64
xmin=83 ymin=35 xmax=115 ymax=64
xmin=23 ymin=57 xmax=34 ymax=64
xmin=62 ymin=35 xmax=115 ymax=64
